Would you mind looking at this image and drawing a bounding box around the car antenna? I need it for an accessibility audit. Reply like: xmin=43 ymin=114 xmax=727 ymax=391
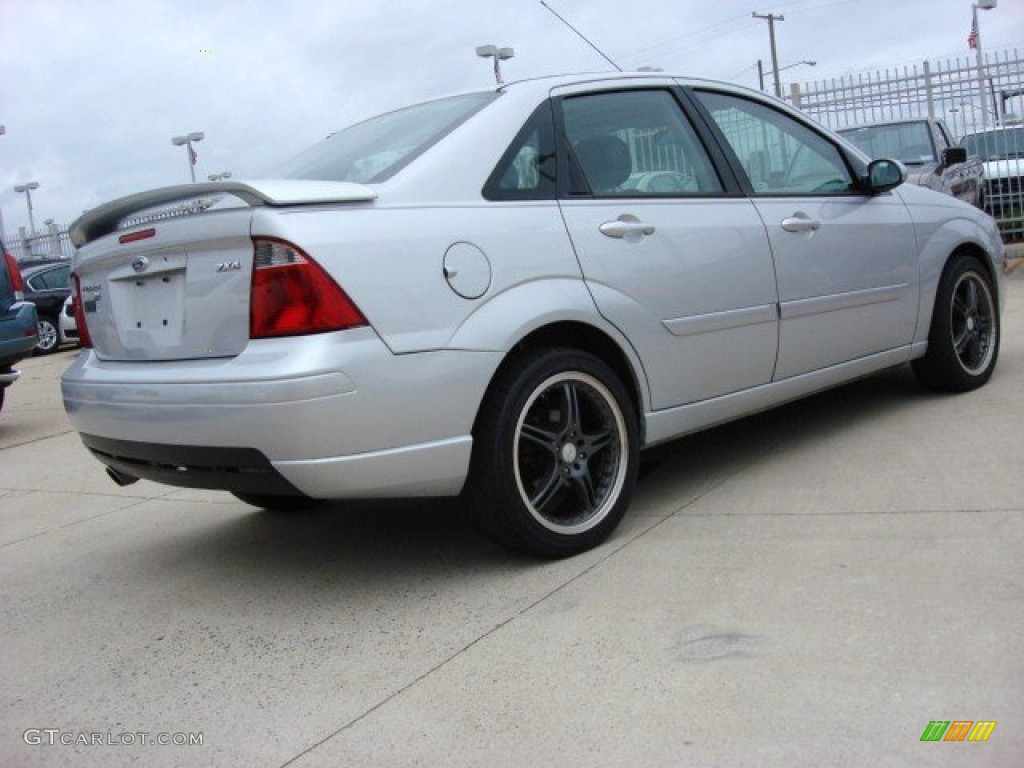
xmin=539 ymin=1 xmax=622 ymax=72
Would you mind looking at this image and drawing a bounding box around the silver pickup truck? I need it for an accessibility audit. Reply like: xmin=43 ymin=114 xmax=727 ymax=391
xmin=838 ymin=118 xmax=984 ymax=208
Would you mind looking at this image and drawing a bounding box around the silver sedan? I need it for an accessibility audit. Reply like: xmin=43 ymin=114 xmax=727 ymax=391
xmin=62 ymin=73 xmax=1005 ymax=556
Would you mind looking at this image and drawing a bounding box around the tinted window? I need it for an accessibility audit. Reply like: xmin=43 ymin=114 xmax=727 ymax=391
xmin=270 ymin=92 xmax=497 ymax=183
xmin=698 ymin=91 xmax=855 ymax=195
xmin=561 ymin=90 xmax=723 ymax=197
xmin=30 ymin=265 xmax=71 ymax=290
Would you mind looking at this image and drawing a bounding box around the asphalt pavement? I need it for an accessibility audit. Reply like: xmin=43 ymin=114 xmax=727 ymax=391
xmin=1 ymin=268 xmax=1022 ymax=767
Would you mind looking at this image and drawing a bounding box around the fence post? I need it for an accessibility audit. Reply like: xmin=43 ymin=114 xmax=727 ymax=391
xmin=924 ymin=60 xmax=935 ymax=121
xmin=46 ymin=220 xmax=63 ymax=259
xmin=790 ymin=82 xmax=802 ymax=109
xmin=18 ymin=226 xmax=31 ymax=260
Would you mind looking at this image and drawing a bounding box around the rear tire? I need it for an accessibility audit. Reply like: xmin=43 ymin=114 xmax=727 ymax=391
xmin=34 ymin=317 xmax=59 ymax=355
xmin=912 ymin=254 xmax=999 ymax=392
xmin=231 ymin=492 xmax=324 ymax=512
xmin=466 ymin=348 xmax=638 ymax=558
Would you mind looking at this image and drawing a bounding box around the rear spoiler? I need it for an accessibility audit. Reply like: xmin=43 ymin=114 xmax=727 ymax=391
xmin=70 ymin=179 xmax=377 ymax=247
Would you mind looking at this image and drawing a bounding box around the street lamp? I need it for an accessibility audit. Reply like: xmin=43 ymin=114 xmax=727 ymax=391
xmin=208 ymin=171 xmax=232 ymax=181
xmin=758 ymin=60 xmax=816 ymax=93
xmin=171 ymin=131 xmax=205 ymax=183
xmin=14 ymin=181 xmax=40 ymax=233
xmin=972 ymin=0 xmax=997 ymax=129
xmin=476 ymin=44 xmax=514 ymax=85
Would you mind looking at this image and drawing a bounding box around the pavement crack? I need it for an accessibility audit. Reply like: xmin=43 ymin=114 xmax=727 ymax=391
xmin=0 ymin=428 xmax=75 ymax=451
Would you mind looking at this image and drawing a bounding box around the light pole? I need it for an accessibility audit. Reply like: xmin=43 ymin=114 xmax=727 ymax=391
xmin=971 ymin=0 xmax=997 ymax=129
xmin=476 ymin=44 xmax=514 ymax=85
xmin=208 ymin=171 xmax=232 ymax=181
xmin=171 ymin=131 xmax=205 ymax=183
xmin=14 ymin=181 xmax=40 ymax=233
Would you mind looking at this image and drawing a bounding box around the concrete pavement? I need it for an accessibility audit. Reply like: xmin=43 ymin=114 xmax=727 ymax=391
xmin=1 ymin=271 xmax=1022 ymax=767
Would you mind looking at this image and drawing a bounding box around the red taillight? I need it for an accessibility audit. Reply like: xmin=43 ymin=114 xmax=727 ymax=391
xmin=118 ymin=228 xmax=156 ymax=245
xmin=250 ymin=237 xmax=367 ymax=339
xmin=4 ymin=250 xmax=25 ymax=299
xmin=71 ymin=275 xmax=93 ymax=348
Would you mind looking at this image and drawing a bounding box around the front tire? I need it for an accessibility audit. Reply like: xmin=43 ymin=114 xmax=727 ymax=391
xmin=912 ymin=254 xmax=999 ymax=392
xmin=467 ymin=348 xmax=639 ymax=557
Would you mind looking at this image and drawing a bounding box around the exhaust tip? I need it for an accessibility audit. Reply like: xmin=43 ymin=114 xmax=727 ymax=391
xmin=106 ymin=466 xmax=140 ymax=487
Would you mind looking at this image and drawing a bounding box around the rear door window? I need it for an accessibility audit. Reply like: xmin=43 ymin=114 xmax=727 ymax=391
xmin=560 ymin=89 xmax=724 ymax=197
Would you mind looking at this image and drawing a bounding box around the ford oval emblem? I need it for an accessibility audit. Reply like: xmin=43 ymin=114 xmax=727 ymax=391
xmin=131 ymin=256 xmax=150 ymax=273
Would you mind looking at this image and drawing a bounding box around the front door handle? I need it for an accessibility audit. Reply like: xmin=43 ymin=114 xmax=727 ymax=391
xmin=781 ymin=213 xmax=821 ymax=233
xmin=599 ymin=214 xmax=656 ymax=241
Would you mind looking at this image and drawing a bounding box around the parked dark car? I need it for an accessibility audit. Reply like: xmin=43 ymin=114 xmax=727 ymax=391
xmin=20 ymin=259 xmax=72 ymax=354
xmin=1 ymin=249 xmax=39 ymax=412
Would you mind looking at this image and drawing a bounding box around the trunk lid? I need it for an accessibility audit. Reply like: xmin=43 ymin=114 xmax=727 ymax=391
xmin=71 ymin=180 xmax=376 ymax=362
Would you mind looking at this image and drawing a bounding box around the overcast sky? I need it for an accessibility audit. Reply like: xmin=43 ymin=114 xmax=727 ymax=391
xmin=1 ymin=0 xmax=1021 ymax=232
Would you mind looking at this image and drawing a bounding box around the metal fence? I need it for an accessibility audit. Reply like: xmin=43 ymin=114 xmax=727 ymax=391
xmin=3 ymin=222 xmax=75 ymax=262
xmin=790 ymin=47 xmax=1024 ymax=240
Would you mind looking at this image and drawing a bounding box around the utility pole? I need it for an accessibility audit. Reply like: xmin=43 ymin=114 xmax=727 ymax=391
xmin=752 ymin=12 xmax=785 ymax=98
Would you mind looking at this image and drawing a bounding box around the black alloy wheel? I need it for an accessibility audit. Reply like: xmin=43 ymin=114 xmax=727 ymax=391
xmin=913 ymin=254 xmax=999 ymax=392
xmin=467 ymin=348 xmax=638 ymax=557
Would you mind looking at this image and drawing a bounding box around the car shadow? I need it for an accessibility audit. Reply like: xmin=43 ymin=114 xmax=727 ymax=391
xmin=127 ymin=363 xmax=937 ymax=586
xmin=638 ymin=363 xmax=928 ymax=478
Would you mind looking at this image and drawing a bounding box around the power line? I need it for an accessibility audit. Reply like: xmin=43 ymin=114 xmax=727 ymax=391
xmin=540 ymin=1 xmax=622 ymax=71
xmin=631 ymin=0 xmax=860 ymax=68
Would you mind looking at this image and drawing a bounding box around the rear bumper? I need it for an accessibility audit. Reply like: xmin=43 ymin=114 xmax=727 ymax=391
xmin=61 ymin=330 xmax=498 ymax=498
xmin=79 ymin=434 xmax=305 ymax=495
xmin=0 ymin=301 xmax=40 ymax=368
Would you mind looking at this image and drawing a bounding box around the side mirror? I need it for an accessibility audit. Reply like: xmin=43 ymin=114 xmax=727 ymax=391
xmin=865 ymin=159 xmax=905 ymax=194
xmin=942 ymin=146 xmax=968 ymax=167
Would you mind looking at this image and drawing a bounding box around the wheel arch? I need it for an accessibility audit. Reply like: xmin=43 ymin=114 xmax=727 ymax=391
xmin=932 ymin=240 xmax=1003 ymax=320
xmin=471 ymin=320 xmax=648 ymax=446
xmin=912 ymin=217 xmax=1005 ymax=347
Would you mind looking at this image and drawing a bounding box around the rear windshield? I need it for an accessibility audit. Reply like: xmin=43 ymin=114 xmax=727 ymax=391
xmin=270 ymin=92 xmax=498 ymax=183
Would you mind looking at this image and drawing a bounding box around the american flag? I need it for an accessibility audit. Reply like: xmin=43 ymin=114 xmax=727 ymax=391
xmin=968 ymin=16 xmax=979 ymax=50
xmin=189 ymin=146 xmax=198 ymax=166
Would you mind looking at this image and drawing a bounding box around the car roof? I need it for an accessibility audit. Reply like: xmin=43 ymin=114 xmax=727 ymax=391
xmin=20 ymin=260 xmax=70 ymax=276
xmin=962 ymin=125 xmax=1023 ymax=137
xmin=836 ymin=119 xmax=931 ymax=131
xmin=379 ymin=71 xmax=781 ymax=117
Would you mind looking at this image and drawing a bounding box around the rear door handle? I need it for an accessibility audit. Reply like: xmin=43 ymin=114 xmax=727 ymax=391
xmin=599 ymin=214 xmax=656 ymax=241
xmin=781 ymin=213 xmax=821 ymax=233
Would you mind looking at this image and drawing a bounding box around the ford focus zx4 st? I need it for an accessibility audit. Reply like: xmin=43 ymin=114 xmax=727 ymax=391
xmin=63 ymin=73 xmax=1006 ymax=557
